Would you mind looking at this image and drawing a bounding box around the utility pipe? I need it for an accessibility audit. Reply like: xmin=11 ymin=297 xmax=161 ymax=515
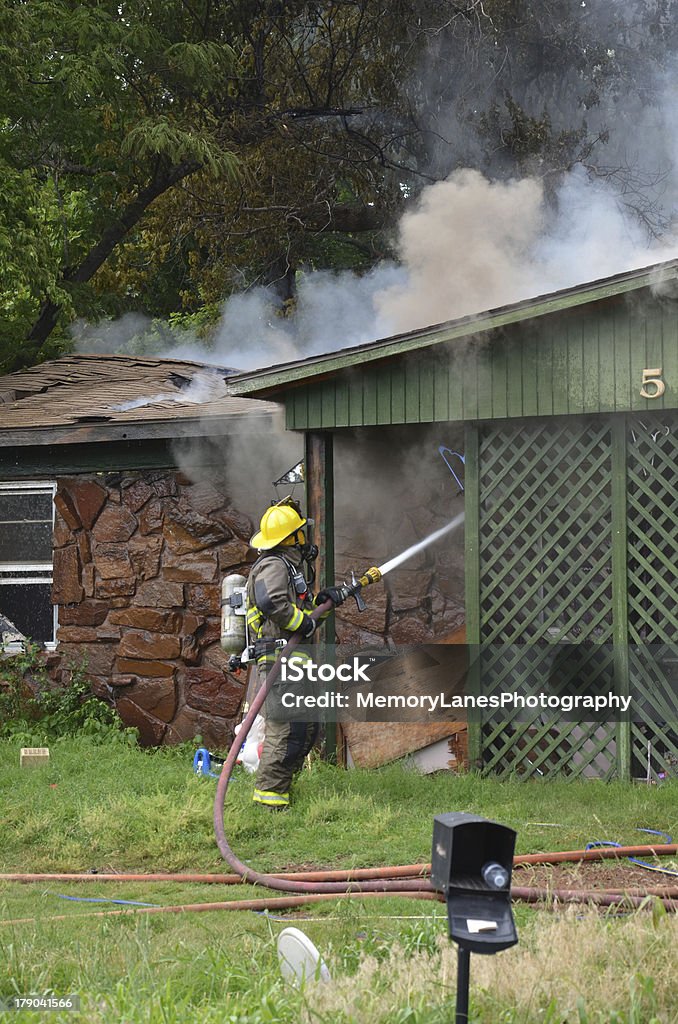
xmin=0 ymin=866 xmax=429 ymax=884
xmin=511 ymin=886 xmax=678 ymax=911
xmin=0 ymin=890 xmax=443 ymax=927
xmin=4 ymin=845 xmax=678 ymax=887
xmin=514 ymin=844 xmax=678 ymax=865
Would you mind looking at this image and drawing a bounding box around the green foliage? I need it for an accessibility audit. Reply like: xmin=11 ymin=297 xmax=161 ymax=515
xmin=0 ymin=643 xmax=130 ymax=743
xmin=121 ymin=118 xmax=238 ymax=178
xmin=0 ymin=0 xmax=240 ymax=370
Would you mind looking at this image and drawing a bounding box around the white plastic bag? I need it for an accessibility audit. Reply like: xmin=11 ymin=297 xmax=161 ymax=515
xmin=235 ymin=714 xmax=266 ymax=773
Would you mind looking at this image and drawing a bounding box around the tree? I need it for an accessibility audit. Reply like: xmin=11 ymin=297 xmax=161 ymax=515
xmin=90 ymin=0 xmax=678 ymax=326
xmin=2 ymin=0 xmax=677 ymax=370
xmin=0 ymin=0 xmax=240 ymax=370
xmin=0 ymin=0 xmax=426 ymax=369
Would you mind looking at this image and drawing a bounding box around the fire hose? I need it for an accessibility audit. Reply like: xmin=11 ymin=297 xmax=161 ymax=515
xmin=3 ymin=844 xmax=678 ymax=887
xmin=213 ymin=516 xmax=476 ymax=895
xmin=4 ymin=844 xmax=678 ymax=888
xmin=213 ymin=595 xmax=432 ymax=895
xmin=3 ymin=888 xmax=676 ymax=928
xmin=7 ymin=664 xmax=677 ymax=916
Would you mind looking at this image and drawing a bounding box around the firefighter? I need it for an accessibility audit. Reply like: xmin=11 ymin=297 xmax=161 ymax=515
xmin=246 ymin=499 xmax=343 ymax=809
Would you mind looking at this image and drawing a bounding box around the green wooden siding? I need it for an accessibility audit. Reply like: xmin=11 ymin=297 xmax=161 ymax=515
xmin=286 ymin=299 xmax=678 ymax=429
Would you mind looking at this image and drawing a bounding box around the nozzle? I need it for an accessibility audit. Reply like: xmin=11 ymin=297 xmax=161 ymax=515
xmin=357 ymin=566 xmax=381 ymax=588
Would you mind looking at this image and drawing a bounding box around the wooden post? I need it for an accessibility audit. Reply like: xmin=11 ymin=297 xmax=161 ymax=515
xmin=611 ymin=415 xmax=631 ymax=781
xmin=464 ymin=422 xmax=483 ymax=770
xmin=304 ymin=432 xmax=337 ymax=761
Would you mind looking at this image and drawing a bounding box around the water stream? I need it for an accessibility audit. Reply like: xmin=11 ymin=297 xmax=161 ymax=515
xmin=377 ymin=510 xmax=465 ymax=576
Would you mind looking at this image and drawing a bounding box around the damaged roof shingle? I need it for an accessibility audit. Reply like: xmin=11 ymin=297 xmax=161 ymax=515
xmin=0 ymin=354 xmax=280 ymax=443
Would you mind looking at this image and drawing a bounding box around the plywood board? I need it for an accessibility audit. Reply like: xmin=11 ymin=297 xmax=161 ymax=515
xmin=342 ymin=634 xmax=468 ymax=768
xmin=346 ymin=721 xmax=467 ymax=769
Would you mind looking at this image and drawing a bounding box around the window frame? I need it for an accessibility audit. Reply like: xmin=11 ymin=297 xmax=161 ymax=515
xmin=0 ymin=480 xmax=57 ymax=653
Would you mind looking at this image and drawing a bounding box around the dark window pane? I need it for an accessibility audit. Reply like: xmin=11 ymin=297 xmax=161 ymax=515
xmin=0 ymin=583 xmax=54 ymax=643
xmin=0 ymin=493 xmax=53 ymax=522
xmin=0 ymin=570 xmax=51 ymax=581
xmin=0 ymin=521 xmax=53 ymax=562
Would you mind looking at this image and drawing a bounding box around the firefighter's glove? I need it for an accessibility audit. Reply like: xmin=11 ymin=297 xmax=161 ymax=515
xmin=316 ymin=587 xmax=346 ymax=608
xmin=298 ymin=614 xmax=317 ymax=639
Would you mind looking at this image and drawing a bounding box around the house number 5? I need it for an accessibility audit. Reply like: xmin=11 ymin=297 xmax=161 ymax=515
xmin=640 ymin=368 xmax=666 ymax=399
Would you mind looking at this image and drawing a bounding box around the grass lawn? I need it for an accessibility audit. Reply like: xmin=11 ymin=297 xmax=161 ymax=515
xmin=1 ymin=735 xmax=677 ymax=1023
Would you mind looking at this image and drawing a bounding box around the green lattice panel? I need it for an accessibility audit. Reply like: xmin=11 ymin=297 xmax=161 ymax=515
xmin=477 ymin=418 xmax=617 ymax=778
xmin=626 ymin=415 xmax=678 ymax=780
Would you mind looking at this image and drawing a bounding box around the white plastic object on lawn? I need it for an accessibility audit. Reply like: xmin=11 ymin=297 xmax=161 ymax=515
xmin=277 ymin=927 xmax=331 ymax=985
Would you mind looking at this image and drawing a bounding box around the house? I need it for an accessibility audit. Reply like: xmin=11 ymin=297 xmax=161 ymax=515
xmin=226 ymin=258 xmax=678 ymax=781
xmin=0 ymin=354 xmax=281 ymax=747
xmin=0 ymin=353 xmax=461 ymax=754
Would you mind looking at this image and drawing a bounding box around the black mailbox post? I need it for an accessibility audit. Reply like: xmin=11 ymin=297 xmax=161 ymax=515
xmin=431 ymin=813 xmax=518 ymax=1022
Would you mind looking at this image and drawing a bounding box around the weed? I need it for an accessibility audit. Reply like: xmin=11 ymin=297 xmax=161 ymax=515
xmin=0 ymin=644 xmax=133 ymax=744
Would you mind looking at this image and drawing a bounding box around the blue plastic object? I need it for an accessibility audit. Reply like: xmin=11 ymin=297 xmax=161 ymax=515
xmin=193 ymin=747 xmax=218 ymax=778
xmin=585 ymin=828 xmax=678 ymax=878
xmin=56 ymin=894 xmax=159 ymax=907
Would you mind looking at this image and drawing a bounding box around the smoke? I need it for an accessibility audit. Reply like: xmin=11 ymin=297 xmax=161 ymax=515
xmin=374 ymin=171 xmax=545 ymax=333
xmin=75 ymin=162 xmax=678 ymax=372
xmin=167 ymin=263 xmax=404 ymax=371
xmin=375 ymin=165 xmax=678 ymax=335
xmin=171 ymin=410 xmax=303 ymax=522
xmin=71 ymin=312 xmax=164 ymax=355
xmin=110 ymin=370 xmax=229 ymax=411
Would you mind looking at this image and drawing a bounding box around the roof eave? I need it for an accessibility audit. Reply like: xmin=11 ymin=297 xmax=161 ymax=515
xmin=227 ymin=259 xmax=678 ymax=397
xmin=0 ymin=408 xmax=278 ymax=448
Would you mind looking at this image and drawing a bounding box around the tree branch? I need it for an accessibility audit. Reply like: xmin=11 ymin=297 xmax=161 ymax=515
xmin=17 ymin=161 xmax=202 ymax=365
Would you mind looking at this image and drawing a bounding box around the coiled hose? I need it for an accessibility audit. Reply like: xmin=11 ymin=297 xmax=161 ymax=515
xmin=211 ymin=600 xmax=678 ymax=902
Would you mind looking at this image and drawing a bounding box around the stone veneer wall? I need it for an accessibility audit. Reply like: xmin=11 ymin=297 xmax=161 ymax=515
xmin=334 ymin=548 xmax=465 ymax=649
xmin=52 ymin=470 xmax=254 ymax=747
xmin=50 ymin=461 xmax=465 ymax=748
xmin=331 ymin=424 xmax=466 ymax=650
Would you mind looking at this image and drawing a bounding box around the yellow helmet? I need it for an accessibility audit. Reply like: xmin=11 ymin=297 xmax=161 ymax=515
xmin=250 ymin=503 xmax=307 ymax=550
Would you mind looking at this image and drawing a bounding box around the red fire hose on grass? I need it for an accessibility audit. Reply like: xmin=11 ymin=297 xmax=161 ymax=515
xmin=212 ymin=600 xmax=431 ymax=895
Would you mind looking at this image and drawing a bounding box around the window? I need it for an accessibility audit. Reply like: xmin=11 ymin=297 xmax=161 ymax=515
xmin=0 ymin=481 xmax=57 ymax=651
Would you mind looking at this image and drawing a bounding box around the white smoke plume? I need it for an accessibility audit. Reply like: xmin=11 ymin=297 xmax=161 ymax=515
xmin=375 ymin=166 xmax=678 ymax=335
xmin=375 ymin=171 xmax=546 ymax=333
xmin=167 ymin=263 xmax=405 ymax=371
xmin=110 ymin=370 xmax=229 ymax=412
xmin=194 ymin=165 xmax=678 ymax=365
xmin=73 ymin=162 xmax=678 ymax=373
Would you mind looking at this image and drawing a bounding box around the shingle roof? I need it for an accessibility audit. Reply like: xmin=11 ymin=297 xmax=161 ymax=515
xmin=0 ymin=354 xmax=279 ymax=444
